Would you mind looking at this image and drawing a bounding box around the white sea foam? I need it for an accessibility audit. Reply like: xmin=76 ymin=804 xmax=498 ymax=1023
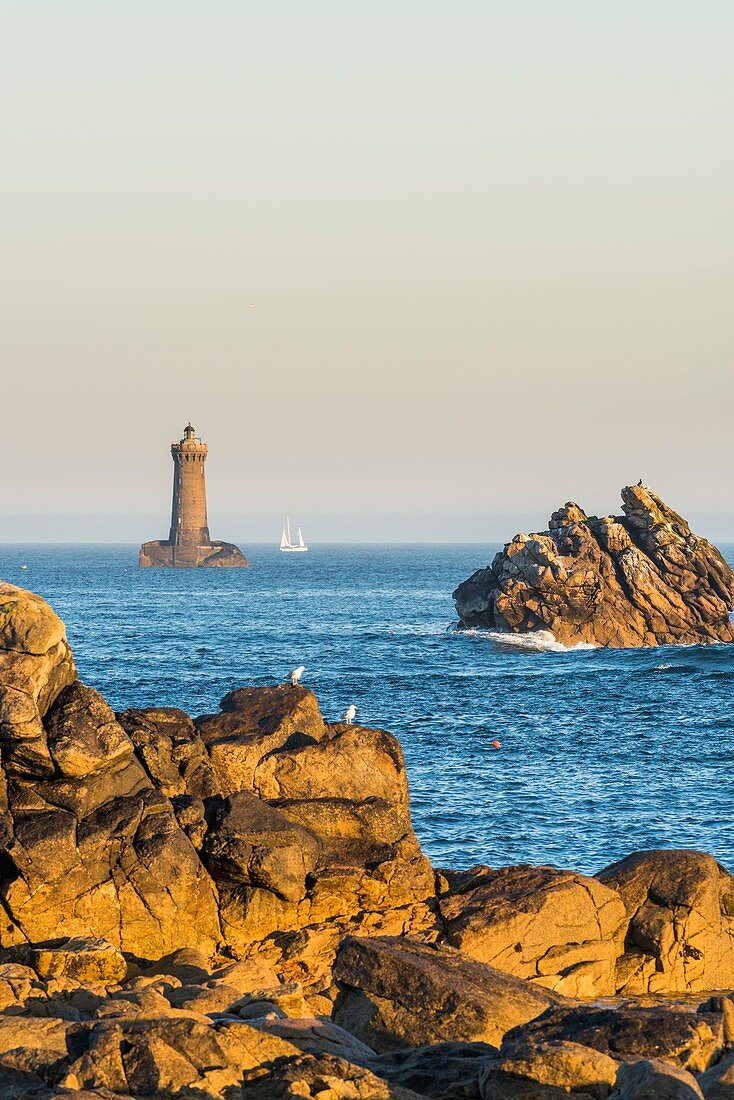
xmin=461 ymin=628 xmax=597 ymax=653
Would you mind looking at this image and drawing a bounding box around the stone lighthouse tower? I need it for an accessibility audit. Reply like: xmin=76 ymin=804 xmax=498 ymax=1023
xmin=139 ymin=423 xmax=248 ymax=568
xmin=169 ymin=422 xmax=210 ymax=547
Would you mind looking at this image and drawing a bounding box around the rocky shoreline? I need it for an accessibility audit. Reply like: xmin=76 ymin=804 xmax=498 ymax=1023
xmin=453 ymin=484 xmax=734 ymax=648
xmin=1 ymin=581 xmax=733 ymax=1097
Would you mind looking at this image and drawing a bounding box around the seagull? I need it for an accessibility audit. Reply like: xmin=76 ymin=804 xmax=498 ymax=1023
xmin=342 ymin=704 xmax=357 ymax=725
xmin=287 ymin=665 xmax=305 ymax=686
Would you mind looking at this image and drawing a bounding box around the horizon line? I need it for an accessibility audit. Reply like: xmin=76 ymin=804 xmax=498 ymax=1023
xmin=3 ymin=538 xmax=734 ymax=548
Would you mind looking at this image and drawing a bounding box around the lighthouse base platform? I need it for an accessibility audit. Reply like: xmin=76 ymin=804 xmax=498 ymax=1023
xmin=139 ymin=540 xmax=249 ymax=568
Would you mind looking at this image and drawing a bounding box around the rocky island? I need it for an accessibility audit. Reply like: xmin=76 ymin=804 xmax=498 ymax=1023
xmin=1 ymin=580 xmax=734 ymax=1096
xmin=453 ymin=484 xmax=734 ymax=648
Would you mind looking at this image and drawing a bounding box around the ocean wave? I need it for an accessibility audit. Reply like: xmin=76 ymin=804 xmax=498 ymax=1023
xmin=461 ymin=628 xmax=597 ymax=654
xmin=652 ymin=663 xmax=698 ymax=675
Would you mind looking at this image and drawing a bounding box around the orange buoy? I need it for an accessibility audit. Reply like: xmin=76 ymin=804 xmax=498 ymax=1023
xmin=492 ymin=739 xmax=501 ymax=750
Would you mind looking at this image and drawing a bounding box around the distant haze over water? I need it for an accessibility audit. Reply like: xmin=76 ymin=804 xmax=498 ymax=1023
xmin=2 ymin=513 xmax=734 ymax=544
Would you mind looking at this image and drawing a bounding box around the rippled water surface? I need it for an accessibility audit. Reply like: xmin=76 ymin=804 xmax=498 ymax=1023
xmin=2 ymin=543 xmax=733 ymax=875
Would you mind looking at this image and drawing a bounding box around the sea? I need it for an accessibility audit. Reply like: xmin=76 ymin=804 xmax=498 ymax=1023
xmin=1 ymin=543 xmax=733 ymax=877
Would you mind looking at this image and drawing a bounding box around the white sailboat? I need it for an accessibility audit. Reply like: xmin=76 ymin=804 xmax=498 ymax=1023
xmin=280 ymin=516 xmax=308 ymax=553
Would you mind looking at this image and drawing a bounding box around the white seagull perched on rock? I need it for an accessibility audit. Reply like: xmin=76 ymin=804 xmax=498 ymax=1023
xmin=287 ymin=665 xmax=305 ymax=686
xmin=342 ymin=704 xmax=357 ymax=725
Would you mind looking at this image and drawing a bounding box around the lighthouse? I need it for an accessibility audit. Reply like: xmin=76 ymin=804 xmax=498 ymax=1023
xmin=139 ymin=423 xmax=248 ymax=568
xmin=168 ymin=422 xmax=210 ymax=547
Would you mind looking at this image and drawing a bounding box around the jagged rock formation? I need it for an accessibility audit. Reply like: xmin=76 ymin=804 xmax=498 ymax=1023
xmin=438 ymin=864 xmax=628 ymax=997
xmin=700 ymin=1051 xmax=734 ymax=1099
xmin=332 ymin=936 xmax=563 ymax=1051
xmin=597 ymin=850 xmax=734 ymax=995
xmin=479 ymin=1040 xmax=620 ymax=1098
xmin=453 ymin=485 xmax=734 ymax=647
xmin=502 ymin=1001 xmax=726 ymax=1076
xmin=4 ymin=580 xmax=734 ymax=1096
xmin=0 ymin=582 xmax=435 ymax=991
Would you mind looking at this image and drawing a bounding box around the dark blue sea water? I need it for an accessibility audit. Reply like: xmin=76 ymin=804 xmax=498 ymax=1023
xmin=2 ymin=544 xmax=733 ymax=876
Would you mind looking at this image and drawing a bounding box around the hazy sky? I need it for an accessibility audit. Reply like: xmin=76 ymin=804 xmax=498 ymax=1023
xmin=1 ymin=2 xmax=732 ymax=541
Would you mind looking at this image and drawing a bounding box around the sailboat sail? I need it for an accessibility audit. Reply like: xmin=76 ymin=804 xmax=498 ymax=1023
xmin=279 ymin=516 xmax=308 ymax=552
